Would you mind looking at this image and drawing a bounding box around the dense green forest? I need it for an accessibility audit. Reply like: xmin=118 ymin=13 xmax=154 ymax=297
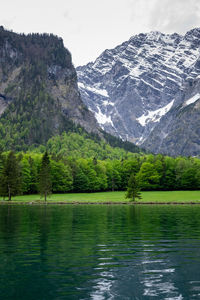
xmin=1 ymin=148 xmax=200 ymax=199
xmin=36 ymin=131 xmax=141 ymax=160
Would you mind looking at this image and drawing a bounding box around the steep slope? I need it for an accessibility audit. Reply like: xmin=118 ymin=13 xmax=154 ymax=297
xmin=0 ymin=26 xmax=98 ymax=150
xmin=142 ymin=76 xmax=200 ymax=156
xmin=77 ymin=28 xmax=200 ymax=155
xmin=39 ymin=131 xmax=142 ymax=160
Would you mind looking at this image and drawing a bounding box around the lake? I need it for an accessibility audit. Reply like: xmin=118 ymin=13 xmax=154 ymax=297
xmin=0 ymin=204 xmax=200 ymax=299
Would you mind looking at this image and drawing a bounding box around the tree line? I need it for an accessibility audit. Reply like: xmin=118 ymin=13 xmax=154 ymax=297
xmin=1 ymin=151 xmax=200 ymax=200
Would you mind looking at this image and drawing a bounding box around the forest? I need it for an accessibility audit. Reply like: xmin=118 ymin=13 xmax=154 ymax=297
xmin=1 ymin=147 xmax=200 ymax=200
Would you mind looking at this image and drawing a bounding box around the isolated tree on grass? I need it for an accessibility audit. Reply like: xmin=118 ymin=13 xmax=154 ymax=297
xmin=125 ymin=173 xmax=142 ymax=202
xmin=0 ymin=151 xmax=21 ymax=201
xmin=39 ymin=151 xmax=52 ymax=201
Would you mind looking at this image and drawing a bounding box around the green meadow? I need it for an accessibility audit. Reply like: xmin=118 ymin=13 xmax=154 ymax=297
xmin=1 ymin=190 xmax=200 ymax=203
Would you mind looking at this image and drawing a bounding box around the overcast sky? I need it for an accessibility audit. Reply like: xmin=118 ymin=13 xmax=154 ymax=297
xmin=1 ymin=0 xmax=200 ymax=66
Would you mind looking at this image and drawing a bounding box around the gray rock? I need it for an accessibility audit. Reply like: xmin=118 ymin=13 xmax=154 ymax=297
xmin=77 ymin=28 xmax=200 ymax=156
xmin=0 ymin=27 xmax=99 ymax=147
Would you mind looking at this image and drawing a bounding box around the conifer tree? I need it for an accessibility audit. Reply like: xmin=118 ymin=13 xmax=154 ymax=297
xmin=0 ymin=151 xmax=21 ymax=201
xmin=125 ymin=173 xmax=142 ymax=202
xmin=0 ymin=151 xmax=3 ymax=177
xmin=39 ymin=151 xmax=52 ymax=201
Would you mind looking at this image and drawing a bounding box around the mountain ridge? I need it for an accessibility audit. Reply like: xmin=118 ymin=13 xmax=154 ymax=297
xmin=0 ymin=26 xmax=142 ymax=155
xmin=77 ymin=27 xmax=200 ymax=156
xmin=0 ymin=26 xmax=99 ymax=150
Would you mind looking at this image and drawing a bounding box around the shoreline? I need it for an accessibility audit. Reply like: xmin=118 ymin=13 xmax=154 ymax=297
xmin=1 ymin=191 xmax=200 ymax=205
xmin=1 ymin=201 xmax=200 ymax=205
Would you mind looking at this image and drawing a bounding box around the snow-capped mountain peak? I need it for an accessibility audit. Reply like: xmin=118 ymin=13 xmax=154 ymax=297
xmin=77 ymin=28 xmax=200 ymax=156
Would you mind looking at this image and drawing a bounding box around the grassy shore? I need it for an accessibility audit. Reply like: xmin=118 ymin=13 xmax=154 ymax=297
xmin=1 ymin=190 xmax=200 ymax=204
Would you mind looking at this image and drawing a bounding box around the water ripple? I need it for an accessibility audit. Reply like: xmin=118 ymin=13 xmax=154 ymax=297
xmin=1 ymin=205 xmax=200 ymax=299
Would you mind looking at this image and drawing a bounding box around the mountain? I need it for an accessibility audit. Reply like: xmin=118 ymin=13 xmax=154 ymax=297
xmin=77 ymin=28 xmax=200 ymax=156
xmin=0 ymin=26 xmax=99 ymax=150
xmin=143 ymin=76 xmax=200 ymax=156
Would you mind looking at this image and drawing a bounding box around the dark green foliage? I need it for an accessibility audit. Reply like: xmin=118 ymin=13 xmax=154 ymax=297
xmin=0 ymin=26 xmax=71 ymax=68
xmin=121 ymin=159 xmax=140 ymax=189
xmin=51 ymin=160 xmax=73 ymax=192
xmin=20 ymin=155 xmax=40 ymax=194
xmin=39 ymin=151 xmax=52 ymax=201
xmin=1 ymin=150 xmax=200 ymax=199
xmin=106 ymin=160 xmax=122 ymax=191
xmin=73 ymin=164 xmax=90 ymax=192
xmin=28 ymin=157 xmax=39 ymax=194
xmin=0 ymin=87 xmax=78 ymax=151
xmin=0 ymin=151 xmax=3 ymax=177
xmin=72 ymin=159 xmax=107 ymax=192
xmin=101 ymin=130 xmax=142 ymax=154
xmin=136 ymin=162 xmax=161 ymax=190
xmin=0 ymin=27 xmax=79 ymax=151
xmin=21 ymin=156 xmax=32 ymax=194
xmin=45 ymin=132 xmax=138 ymax=160
xmin=126 ymin=173 xmax=142 ymax=201
xmin=0 ymin=151 xmax=21 ymax=200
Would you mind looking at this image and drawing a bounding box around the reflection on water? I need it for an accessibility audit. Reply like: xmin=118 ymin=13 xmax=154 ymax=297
xmin=0 ymin=205 xmax=200 ymax=299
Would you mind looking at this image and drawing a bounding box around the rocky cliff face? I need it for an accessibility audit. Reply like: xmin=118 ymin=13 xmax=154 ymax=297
xmin=77 ymin=28 xmax=200 ymax=156
xmin=0 ymin=26 xmax=98 ymax=150
xmin=143 ymin=76 xmax=200 ymax=156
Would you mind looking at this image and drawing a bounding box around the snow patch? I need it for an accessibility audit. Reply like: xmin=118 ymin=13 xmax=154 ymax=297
xmin=95 ymin=108 xmax=114 ymax=126
xmin=137 ymin=99 xmax=174 ymax=127
xmin=78 ymin=82 xmax=108 ymax=97
xmin=103 ymin=100 xmax=114 ymax=106
xmin=184 ymin=93 xmax=200 ymax=106
xmin=141 ymin=79 xmax=160 ymax=91
xmin=129 ymin=67 xmax=143 ymax=78
xmin=183 ymin=55 xmax=197 ymax=68
xmin=78 ymin=82 xmax=85 ymax=89
xmin=137 ymin=136 xmax=146 ymax=144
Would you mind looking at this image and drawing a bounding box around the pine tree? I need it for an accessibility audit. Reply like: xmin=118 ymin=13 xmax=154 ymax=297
xmin=39 ymin=151 xmax=52 ymax=201
xmin=0 ymin=151 xmax=21 ymax=201
xmin=0 ymin=152 xmax=4 ymax=198
xmin=125 ymin=173 xmax=142 ymax=202
xmin=0 ymin=151 xmax=3 ymax=177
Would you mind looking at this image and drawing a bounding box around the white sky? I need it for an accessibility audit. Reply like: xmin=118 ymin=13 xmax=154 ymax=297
xmin=1 ymin=0 xmax=200 ymax=66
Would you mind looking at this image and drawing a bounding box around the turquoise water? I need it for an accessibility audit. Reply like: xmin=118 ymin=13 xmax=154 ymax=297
xmin=0 ymin=204 xmax=200 ymax=299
